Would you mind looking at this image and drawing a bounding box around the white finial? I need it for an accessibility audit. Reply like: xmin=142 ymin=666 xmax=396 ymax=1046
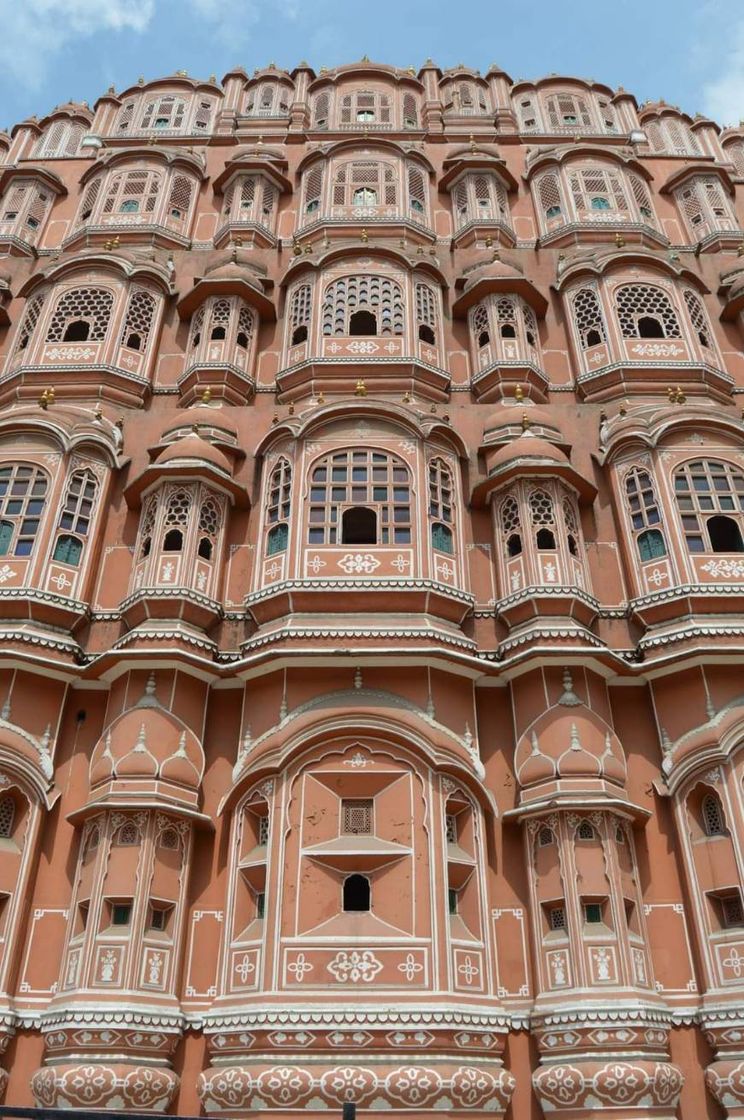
xmin=531 ymin=731 xmax=540 ymax=754
xmin=145 ymin=672 xmax=156 ymax=697
xmin=354 ymin=666 xmax=363 ymax=690
xmin=426 ymin=690 xmax=435 ymax=720
xmin=0 ymin=694 xmax=10 ymax=721
xmin=464 ymin=723 xmax=473 ymax=749
xmin=559 ymin=668 xmax=581 ymax=706
xmin=279 ymin=679 xmax=288 ymax=722
xmin=40 ymin=724 xmax=51 ymax=751
xmin=134 ymin=723 xmax=147 ymax=752
xmin=570 ymin=723 xmax=581 ymax=750
xmin=175 ymin=729 xmax=188 ymax=757
xmin=660 ymin=727 xmax=672 ymax=753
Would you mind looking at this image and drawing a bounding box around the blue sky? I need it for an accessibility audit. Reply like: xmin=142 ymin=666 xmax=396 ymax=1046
xmin=0 ymin=0 xmax=743 ymax=130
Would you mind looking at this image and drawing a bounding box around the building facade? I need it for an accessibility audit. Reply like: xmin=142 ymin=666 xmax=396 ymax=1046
xmin=0 ymin=56 xmax=739 ymax=1119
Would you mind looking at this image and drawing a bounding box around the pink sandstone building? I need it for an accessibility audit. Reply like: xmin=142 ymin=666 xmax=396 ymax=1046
xmin=0 ymin=55 xmax=741 ymax=1120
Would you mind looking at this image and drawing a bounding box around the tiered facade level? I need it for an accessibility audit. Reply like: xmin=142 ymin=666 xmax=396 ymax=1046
xmin=0 ymin=57 xmax=743 ymax=1120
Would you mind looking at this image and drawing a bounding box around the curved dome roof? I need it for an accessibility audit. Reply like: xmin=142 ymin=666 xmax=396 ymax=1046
xmin=487 ymin=435 xmax=571 ymax=471
xmin=515 ymin=683 xmax=626 ymax=791
xmin=157 ymin=433 xmax=233 ymax=475
xmin=483 ymin=404 xmax=563 ymax=440
xmin=89 ymin=680 xmax=204 ymax=805
xmin=160 ymin=407 xmax=239 ymax=442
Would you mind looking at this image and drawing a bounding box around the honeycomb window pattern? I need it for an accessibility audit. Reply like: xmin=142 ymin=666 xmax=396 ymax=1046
xmin=46 ymin=288 xmax=114 ymax=344
xmin=614 ymin=284 xmax=682 ymax=339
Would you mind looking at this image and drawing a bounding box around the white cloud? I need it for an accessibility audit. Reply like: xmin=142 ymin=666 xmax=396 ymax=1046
xmin=186 ymin=0 xmax=299 ymax=44
xmin=0 ymin=0 xmax=155 ymax=89
xmin=701 ymin=15 xmax=744 ymax=125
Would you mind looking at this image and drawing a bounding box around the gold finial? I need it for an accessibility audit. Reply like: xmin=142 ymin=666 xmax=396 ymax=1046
xmin=47 ymin=387 xmax=55 ymax=405
xmin=209 ymin=74 xmax=216 ymax=84
xmin=407 ymin=66 xmax=416 ymax=75
xmin=515 ymin=384 xmax=524 ymax=402
xmin=288 ymin=402 xmax=295 ymax=415
xmin=176 ymin=69 xmax=188 ymax=77
xmin=738 ymin=242 xmax=744 ymax=257
xmin=93 ymin=404 xmax=103 ymax=421
xmin=138 ymin=76 xmax=145 ymax=85
xmin=319 ymin=66 xmax=328 ymax=74
xmin=619 ymin=400 xmax=628 ymax=417
xmin=38 ymin=390 xmax=49 ymax=410
xmin=430 ymin=404 xmax=437 ymax=413
xmin=402 ymin=390 xmax=412 ymax=403
xmin=317 ymin=391 xmax=325 ymax=404
xmin=107 ymin=85 xmax=115 ymax=95
xmin=360 ymin=228 xmax=369 ymax=243
xmin=355 ymin=379 xmax=367 ymax=397
xmin=272 ymin=413 xmax=279 ymax=425
xmin=667 ymin=384 xmax=686 ymax=404
xmin=614 ymin=231 xmax=626 ymax=248
xmin=292 ymin=239 xmax=302 ymax=256
xmin=361 ymin=54 xmax=370 ymax=62
xmin=256 ymin=134 xmax=264 ymax=146
xmin=521 ymin=412 xmax=531 ymax=432
xmin=492 ymin=248 xmax=501 ymax=262
xmin=201 ymin=388 xmax=212 ymax=404
xmin=484 ymin=235 xmax=493 ymax=248
xmin=469 ymin=133 xmax=477 ymax=152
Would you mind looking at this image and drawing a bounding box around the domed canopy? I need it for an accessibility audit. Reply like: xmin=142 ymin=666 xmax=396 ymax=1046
xmin=87 ymin=676 xmax=204 ymax=814
xmin=514 ymin=674 xmax=627 ymax=806
xmin=472 ymin=432 xmax=596 ymax=507
xmin=157 ymin=433 xmax=233 ymax=475
xmin=481 ymin=404 xmax=566 ymax=449
xmin=159 ymin=406 xmax=240 ymax=446
xmin=453 ymin=258 xmax=548 ymax=318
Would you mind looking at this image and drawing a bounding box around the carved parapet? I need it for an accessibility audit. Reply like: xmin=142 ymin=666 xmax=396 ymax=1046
xmin=32 ymin=1064 xmax=179 ymax=1111
xmin=199 ymin=1061 xmax=515 ymax=1114
xmin=533 ymin=1058 xmax=682 ymax=1117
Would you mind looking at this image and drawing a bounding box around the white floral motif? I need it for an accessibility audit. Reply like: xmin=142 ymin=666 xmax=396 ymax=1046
xmin=397 ymin=952 xmax=424 ymax=981
xmin=234 ymin=953 xmax=255 ymax=983
xmin=287 ymin=953 xmax=313 ymax=982
xmin=346 ymin=340 xmax=379 ymax=354
xmin=391 ymin=553 xmax=410 ymax=572
xmin=306 ymin=556 xmax=326 ymax=573
xmin=629 ymin=342 xmax=684 ymax=358
xmin=0 ymin=566 xmax=16 ymax=584
xmin=701 ymin=558 xmax=744 ymax=579
xmin=646 ymin=567 xmax=668 ymax=586
xmin=99 ymin=950 xmax=117 ymax=983
xmin=327 ymin=949 xmax=382 ymax=983
xmin=160 ymin=561 xmax=175 ymax=582
xmin=592 ymin=946 xmax=613 ymax=981
xmin=343 ymin=751 xmax=369 ymax=768
xmin=722 ymin=946 xmax=744 ymax=978
xmin=45 ymin=346 xmax=97 ymax=361
xmin=337 ymin=553 xmax=380 ymax=574
xmin=147 ymin=952 xmax=163 ymax=985
xmin=457 ymin=955 xmax=480 ymax=985
xmin=50 ymin=571 xmax=72 ymax=591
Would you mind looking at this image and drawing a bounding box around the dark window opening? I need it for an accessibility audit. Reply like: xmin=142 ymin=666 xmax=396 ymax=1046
xmin=698 ymin=330 xmax=710 ymax=347
xmin=197 ymin=536 xmax=212 ymax=561
xmin=418 ymin=324 xmax=435 ymax=344
xmin=585 ymin=328 xmax=602 ymax=347
xmin=125 ymin=332 xmax=141 ymax=351
xmin=112 ymin=903 xmax=131 ymax=926
xmin=448 ymin=888 xmax=458 ymax=915
xmin=349 ymin=309 xmax=377 ymax=336
xmin=343 ymin=873 xmax=371 ymax=912
xmin=584 ymin=902 xmax=603 ymax=924
xmin=536 ymin=527 xmax=556 ymax=549
xmin=141 ymin=536 xmax=151 ymax=559
xmin=507 ymin=533 xmax=522 ymax=557
xmin=638 ymin=529 xmax=666 ymax=561
xmin=236 ymin=331 xmax=249 ymax=349
xmin=267 ymin=523 xmax=288 ymax=555
xmin=567 ymin=533 xmax=578 ymax=556
xmin=255 ymin=892 xmax=266 ymax=920
xmin=708 ymin=514 xmax=744 ymax=553
xmin=62 ymin=319 xmax=90 ymax=343
xmin=478 ymin=329 xmax=490 ymax=347
xmin=163 ymin=528 xmax=183 ymax=552
xmin=431 ymin=522 xmax=453 ymax=554
xmin=210 ymin=326 xmax=226 ymax=341
xmin=526 ymin=330 xmax=536 ymax=346
xmin=52 ymin=534 xmax=82 ymax=566
xmin=341 ymin=506 xmax=377 ymax=545
xmin=291 ymin=324 xmax=308 ymax=345
xmin=500 ymin=323 xmax=516 ymax=339
xmin=637 ymin=316 xmax=665 ymax=339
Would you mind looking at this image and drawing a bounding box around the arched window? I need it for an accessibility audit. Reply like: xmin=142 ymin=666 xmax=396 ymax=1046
xmin=702 ymin=792 xmax=726 ymax=836
xmin=332 ymin=161 xmax=397 ymax=211
xmin=339 ymin=90 xmax=391 ymax=126
xmin=0 ymin=795 xmax=14 ymax=838
xmin=614 ymin=284 xmax=682 ymax=340
xmin=429 ymin=459 xmax=454 ymax=554
xmin=33 ymin=119 xmax=86 ymax=158
xmin=266 ymin=458 xmax=291 ymax=555
xmin=568 ymin=167 xmax=629 ymax=218
xmin=644 ymin=116 xmax=700 ymax=157
xmin=167 ymin=174 xmax=195 ymax=224
xmin=0 ymin=464 xmax=48 ymax=557
xmin=189 ymin=297 xmax=254 ymax=357
xmin=674 ymin=459 xmax=744 ymax=553
xmin=308 ymin=449 xmax=411 ymax=546
xmin=197 ymin=494 xmax=223 ymax=562
xmin=403 ymin=93 xmax=418 ymax=128
xmin=53 ymin=469 xmax=98 ymax=566
xmin=46 ymin=288 xmax=114 ymax=344
xmin=288 ymin=283 xmax=312 ymax=347
xmin=500 ymin=495 xmax=522 ymax=557
xmin=14 ymin=292 xmax=45 ymax=354
xmin=321 ymin=275 xmax=404 ymax=337
xmin=137 ymin=495 xmax=156 ymax=560
xmin=683 ymin=289 xmax=713 ymax=350
xmin=576 ymin=819 xmax=596 ymax=840
xmin=625 ymin=468 xmax=667 ymax=561
xmin=343 ymin=873 xmax=371 ymax=912
xmin=537 ymin=172 xmax=563 ymax=226
xmin=415 ymin=282 xmax=438 ymax=345
xmin=312 ymin=91 xmax=330 ymax=128
xmin=161 ymin=488 xmax=192 ymax=553
xmin=114 ymin=820 xmax=140 ymax=846
xmin=302 ymin=164 xmax=323 ymax=216
xmin=538 ymin=826 xmax=554 ymax=846
xmin=472 ymin=303 xmax=491 ymax=350
xmin=572 ymin=287 xmax=606 ymax=350
xmin=562 ymin=498 xmax=580 ymax=556
xmin=544 ymin=92 xmax=594 ymax=131
xmin=100 ymin=169 xmax=161 ymax=218
xmin=140 ymin=95 xmax=187 ymax=132
xmin=0 ymin=180 xmax=53 ymax=237
xmin=120 ymin=288 xmax=157 ymax=353
xmin=529 ymin=490 xmax=556 ymax=549
xmin=725 ymin=140 xmax=744 ymax=178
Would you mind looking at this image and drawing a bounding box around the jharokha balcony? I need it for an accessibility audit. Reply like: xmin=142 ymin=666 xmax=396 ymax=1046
xmin=276 ymin=254 xmax=450 ymax=401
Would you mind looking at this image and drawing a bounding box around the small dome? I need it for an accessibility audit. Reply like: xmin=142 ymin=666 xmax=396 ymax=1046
xmin=515 ymin=692 xmax=627 ymax=791
xmin=488 ymin=435 xmax=570 ymax=471
xmin=157 ymin=434 xmax=233 ymax=475
xmin=88 ymin=687 xmax=204 ymax=801
xmin=463 ymin=258 xmax=526 ymax=291
xmin=160 ymin=407 xmax=239 ymax=442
